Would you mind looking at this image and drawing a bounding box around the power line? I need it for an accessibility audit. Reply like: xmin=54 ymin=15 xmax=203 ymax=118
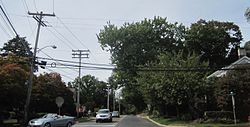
xmin=33 ymin=0 xmax=37 ymax=11
xmin=46 ymin=28 xmax=75 ymax=49
xmin=0 ymin=7 xmax=14 ymax=36
xmin=47 ymin=22 xmax=79 ymax=49
xmin=21 ymin=0 xmax=29 ymax=11
xmin=55 ymin=16 xmax=105 ymax=64
xmin=37 ymin=56 xmax=115 ymax=67
xmin=46 ymin=67 xmax=75 ymax=81
xmin=21 ymin=0 xmax=36 ymax=40
xmin=39 ymin=50 xmax=78 ymax=73
xmin=56 ymin=16 xmax=89 ymax=49
xmin=0 ymin=5 xmax=18 ymax=36
xmin=0 ymin=19 xmax=12 ymax=37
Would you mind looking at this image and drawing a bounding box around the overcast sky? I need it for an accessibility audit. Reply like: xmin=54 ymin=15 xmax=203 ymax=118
xmin=0 ymin=0 xmax=250 ymax=83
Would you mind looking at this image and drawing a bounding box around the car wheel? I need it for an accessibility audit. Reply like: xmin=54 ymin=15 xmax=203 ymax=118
xmin=66 ymin=122 xmax=72 ymax=127
xmin=44 ymin=123 xmax=51 ymax=127
xmin=96 ymin=120 xmax=98 ymax=123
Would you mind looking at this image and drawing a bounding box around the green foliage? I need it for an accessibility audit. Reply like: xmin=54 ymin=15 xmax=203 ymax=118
xmin=0 ymin=56 xmax=29 ymax=123
xmin=244 ymin=41 xmax=250 ymax=57
xmin=98 ymin=17 xmax=186 ymax=113
xmin=138 ymin=52 xmax=209 ymax=118
xmin=185 ymin=19 xmax=242 ymax=68
xmin=204 ymin=111 xmax=233 ymax=121
xmin=0 ymin=61 xmax=28 ymax=110
xmin=98 ymin=17 xmax=186 ymax=69
xmin=0 ymin=36 xmax=32 ymax=57
xmin=73 ymin=75 xmax=108 ymax=110
xmin=31 ymin=72 xmax=74 ymax=115
xmin=215 ymin=64 xmax=250 ymax=121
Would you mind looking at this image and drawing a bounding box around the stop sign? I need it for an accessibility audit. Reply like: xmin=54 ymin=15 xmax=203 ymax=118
xmin=55 ymin=96 xmax=64 ymax=107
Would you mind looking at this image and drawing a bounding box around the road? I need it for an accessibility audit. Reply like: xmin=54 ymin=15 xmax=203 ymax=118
xmin=73 ymin=115 xmax=160 ymax=127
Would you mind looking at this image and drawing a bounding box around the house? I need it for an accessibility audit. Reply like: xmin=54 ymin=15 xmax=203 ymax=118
xmin=207 ymin=56 xmax=250 ymax=78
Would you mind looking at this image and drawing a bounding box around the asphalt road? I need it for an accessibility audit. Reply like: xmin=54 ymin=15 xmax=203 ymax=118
xmin=116 ymin=115 xmax=160 ymax=127
xmin=73 ymin=115 xmax=160 ymax=127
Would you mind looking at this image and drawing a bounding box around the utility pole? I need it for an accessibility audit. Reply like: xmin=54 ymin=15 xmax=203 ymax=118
xmin=107 ymin=85 xmax=110 ymax=109
xmin=113 ymin=89 xmax=116 ymax=111
xmin=24 ymin=11 xmax=55 ymax=124
xmin=72 ymin=50 xmax=89 ymax=117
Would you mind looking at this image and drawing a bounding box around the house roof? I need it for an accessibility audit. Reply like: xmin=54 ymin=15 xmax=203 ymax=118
xmin=207 ymin=56 xmax=250 ymax=78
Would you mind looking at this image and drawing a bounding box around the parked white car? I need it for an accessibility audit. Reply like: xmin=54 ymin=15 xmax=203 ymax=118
xmin=112 ymin=111 xmax=120 ymax=118
xmin=96 ymin=109 xmax=112 ymax=123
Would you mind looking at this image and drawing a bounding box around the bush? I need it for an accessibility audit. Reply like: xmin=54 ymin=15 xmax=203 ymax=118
xmin=151 ymin=110 xmax=160 ymax=118
xmin=180 ymin=113 xmax=192 ymax=121
xmin=204 ymin=111 xmax=233 ymax=123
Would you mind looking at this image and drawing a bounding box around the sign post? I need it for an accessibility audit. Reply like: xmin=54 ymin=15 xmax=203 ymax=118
xmin=56 ymin=97 xmax=64 ymax=115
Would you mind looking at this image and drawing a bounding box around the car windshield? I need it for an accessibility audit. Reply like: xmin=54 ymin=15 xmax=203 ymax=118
xmin=98 ymin=110 xmax=109 ymax=114
xmin=42 ymin=114 xmax=56 ymax=118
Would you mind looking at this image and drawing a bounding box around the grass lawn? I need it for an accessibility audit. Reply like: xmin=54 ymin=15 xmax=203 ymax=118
xmin=151 ymin=117 xmax=250 ymax=127
xmin=0 ymin=119 xmax=20 ymax=127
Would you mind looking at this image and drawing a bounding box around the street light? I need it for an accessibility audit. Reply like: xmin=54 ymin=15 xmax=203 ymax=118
xmin=230 ymin=91 xmax=237 ymax=124
xmin=37 ymin=45 xmax=57 ymax=53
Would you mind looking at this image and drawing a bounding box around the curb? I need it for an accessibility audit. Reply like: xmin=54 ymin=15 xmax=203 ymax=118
xmin=142 ymin=116 xmax=187 ymax=127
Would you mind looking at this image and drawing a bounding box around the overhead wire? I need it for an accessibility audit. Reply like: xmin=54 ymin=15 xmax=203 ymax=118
xmin=20 ymin=0 xmax=36 ymax=40
xmin=0 ymin=5 xmax=15 ymax=36
xmin=33 ymin=0 xmax=37 ymax=11
xmin=45 ymin=67 xmax=75 ymax=81
xmin=55 ymin=16 xmax=100 ymax=63
xmin=38 ymin=50 xmax=78 ymax=73
xmin=37 ymin=56 xmax=115 ymax=67
xmin=46 ymin=22 xmax=78 ymax=49
xmin=56 ymin=16 xmax=88 ymax=49
xmin=37 ymin=56 xmax=250 ymax=72
xmin=0 ymin=20 xmax=12 ymax=37
xmin=0 ymin=5 xmax=18 ymax=36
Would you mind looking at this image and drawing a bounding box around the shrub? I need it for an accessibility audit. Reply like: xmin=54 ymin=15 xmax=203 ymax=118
xmin=204 ymin=111 xmax=233 ymax=123
xmin=180 ymin=113 xmax=192 ymax=121
xmin=151 ymin=110 xmax=160 ymax=118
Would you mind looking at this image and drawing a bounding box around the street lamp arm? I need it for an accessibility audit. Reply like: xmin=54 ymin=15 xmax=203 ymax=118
xmin=37 ymin=45 xmax=57 ymax=52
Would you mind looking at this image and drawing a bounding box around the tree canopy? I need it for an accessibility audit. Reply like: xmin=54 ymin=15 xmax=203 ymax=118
xmin=98 ymin=17 xmax=245 ymax=120
xmin=185 ymin=19 xmax=242 ymax=68
xmin=0 ymin=36 xmax=32 ymax=57
xmin=73 ymin=75 xmax=108 ymax=111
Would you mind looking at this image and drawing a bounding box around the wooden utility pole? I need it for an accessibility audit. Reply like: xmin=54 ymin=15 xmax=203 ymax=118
xmin=24 ymin=11 xmax=55 ymax=124
xmin=72 ymin=50 xmax=89 ymax=117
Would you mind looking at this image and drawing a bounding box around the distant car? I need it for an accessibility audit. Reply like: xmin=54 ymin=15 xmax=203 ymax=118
xmin=28 ymin=113 xmax=75 ymax=127
xmin=112 ymin=111 xmax=120 ymax=117
xmin=96 ymin=109 xmax=112 ymax=123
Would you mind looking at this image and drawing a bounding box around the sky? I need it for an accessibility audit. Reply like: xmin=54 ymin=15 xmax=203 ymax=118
xmin=0 ymin=0 xmax=250 ymax=83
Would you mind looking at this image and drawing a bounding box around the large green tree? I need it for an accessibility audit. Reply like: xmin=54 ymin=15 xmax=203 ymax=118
xmin=73 ymin=75 xmax=108 ymax=111
xmin=185 ymin=19 xmax=242 ymax=68
xmin=98 ymin=17 xmax=186 ymax=112
xmin=138 ymin=52 xmax=209 ymax=119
